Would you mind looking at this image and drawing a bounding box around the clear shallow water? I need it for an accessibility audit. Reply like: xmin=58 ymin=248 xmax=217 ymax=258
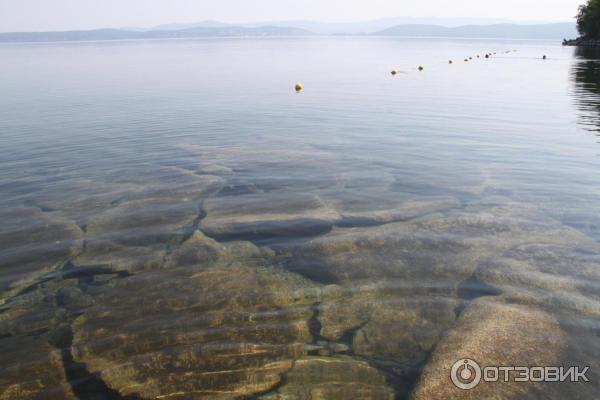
xmin=0 ymin=38 xmax=599 ymax=399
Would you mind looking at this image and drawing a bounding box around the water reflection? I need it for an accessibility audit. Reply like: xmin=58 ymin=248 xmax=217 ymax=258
xmin=571 ymin=47 xmax=600 ymax=134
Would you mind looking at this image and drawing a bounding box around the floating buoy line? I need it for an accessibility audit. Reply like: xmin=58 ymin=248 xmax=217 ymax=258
xmin=294 ymin=49 xmax=545 ymax=92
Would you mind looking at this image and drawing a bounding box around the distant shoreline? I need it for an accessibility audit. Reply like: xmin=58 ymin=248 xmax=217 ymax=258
xmin=563 ymin=37 xmax=600 ymax=47
xmin=0 ymin=22 xmax=576 ymax=44
xmin=0 ymin=36 xmax=562 ymax=47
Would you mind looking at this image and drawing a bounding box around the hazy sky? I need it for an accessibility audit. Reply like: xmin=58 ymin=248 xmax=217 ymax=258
xmin=0 ymin=0 xmax=584 ymax=32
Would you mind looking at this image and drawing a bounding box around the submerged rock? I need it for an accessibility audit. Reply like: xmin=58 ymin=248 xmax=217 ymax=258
xmin=317 ymin=282 xmax=458 ymax=394
xmin=85 ymin=197 xmax=200 ymax=247
xmin=72 ymin=265 xmax=318 ymax=399
xmin=105 ymin=165 xmax=224 ymax=201
xmin=73 ymin=239 xmax=167 ymax=274
xmin=282 ymin=204 xmax=572 ymax=286
xmin=166 ymin=230 xmax=274 ymax=269
xmin=0 ymin=288 xmax=67 ymax=336
xmin=179 ymin=143 xmax=397 ymax=196
xmin=0 ymin=336 xmax=76 ymax=400
xmin=197 ymin=163 xmax=234 ymax=176
xmin=0 ymin=207 xmax=83 ymax=296
xmin=411 ymin=298 xmax=567 ymax=400
xmin=259 ymin=356 xmax=395 ymax=400
xmin=332 ymin=193 xmax=461 ymax=226
xmin=28 ymin=179 xmax=142 ymax=220
xmin=474 ymin=241 xmax=600 ymax=318
xmin=201 ymin=193 xmax=341 ymax=242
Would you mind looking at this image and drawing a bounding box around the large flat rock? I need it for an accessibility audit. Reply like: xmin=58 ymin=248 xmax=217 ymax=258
xmin=332 ymin=193 xmax=462 ymax=226
xmin=201 ymin=193 xmax=341 ymax=242
xmin=281 ymin=205 xmax=576 ymax=286
xmin=72 ymin=265 xmax=319 ymax=399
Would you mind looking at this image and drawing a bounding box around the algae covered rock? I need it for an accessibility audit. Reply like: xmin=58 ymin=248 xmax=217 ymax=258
xmin=72 ymin=265 xmax=318 ymax=399
xmin=259 ymin=356 xmax=395 ymax=400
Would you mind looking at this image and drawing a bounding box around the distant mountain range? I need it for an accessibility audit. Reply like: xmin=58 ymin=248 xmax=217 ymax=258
xmin=0 ymin=18 xmax=577 ymax=43
xmin=242 ymin=17 xmax=572 ymax=35
xmin=0 ymin=26 xmax=313 ymax=43
xmin=375 ymin=23 xmax=577 ymax=40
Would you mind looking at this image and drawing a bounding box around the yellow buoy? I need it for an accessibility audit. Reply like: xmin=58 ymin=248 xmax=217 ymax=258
xmin=295 ymin=83 xmax=303 ymax=93
xmin=418 ymin=65 xmax=424 ymax=71
xmin=391 ymin=69 xmax=398 ymax=76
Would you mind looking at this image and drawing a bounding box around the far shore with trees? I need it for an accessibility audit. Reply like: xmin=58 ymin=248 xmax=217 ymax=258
xmin=564 ymin=0 xmax=600 ymax=45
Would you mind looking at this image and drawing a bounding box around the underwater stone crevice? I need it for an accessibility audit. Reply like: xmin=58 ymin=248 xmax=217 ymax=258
xmin=308 ymin=302 xmax=325 ymax=346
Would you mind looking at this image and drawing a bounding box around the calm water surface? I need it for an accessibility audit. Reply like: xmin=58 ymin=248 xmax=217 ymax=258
xmin=0 ymin=38 xmax=599 ymax=399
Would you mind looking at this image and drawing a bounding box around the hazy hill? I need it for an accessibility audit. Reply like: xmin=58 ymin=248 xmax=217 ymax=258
xmin=375 ymin=23 xmax=577 ymax=40
xmin=0 ymin=26 xmax=313 ymax=43
xmin=150 ymin=20 xmax=231 ymax=31
xmin=243 ymin=17 xmax=564 ymax=35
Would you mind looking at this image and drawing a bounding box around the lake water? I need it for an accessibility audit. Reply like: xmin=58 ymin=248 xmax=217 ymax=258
xmin=0 ymin=38 xmax=599 ymax=399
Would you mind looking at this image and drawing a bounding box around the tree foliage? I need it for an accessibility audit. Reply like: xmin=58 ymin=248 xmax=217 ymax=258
xmin=577 ymin=0 xmax=600 ymax=38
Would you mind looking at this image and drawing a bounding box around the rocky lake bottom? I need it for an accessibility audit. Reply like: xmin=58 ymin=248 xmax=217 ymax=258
xmin=1 ymin=142 xmax=599 ymax=400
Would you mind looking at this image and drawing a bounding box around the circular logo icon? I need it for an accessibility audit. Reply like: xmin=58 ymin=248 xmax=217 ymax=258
xmin=451 ymin=359 xmax=482 ymax=390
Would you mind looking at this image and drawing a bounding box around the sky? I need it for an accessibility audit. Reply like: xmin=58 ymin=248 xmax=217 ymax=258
xmin=0 ymin=0 xmax=584 ymax=32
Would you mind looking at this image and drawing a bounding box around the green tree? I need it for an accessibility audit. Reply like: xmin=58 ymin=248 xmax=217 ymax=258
xmin=577 ymin=0 xmax=600 ymax=38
